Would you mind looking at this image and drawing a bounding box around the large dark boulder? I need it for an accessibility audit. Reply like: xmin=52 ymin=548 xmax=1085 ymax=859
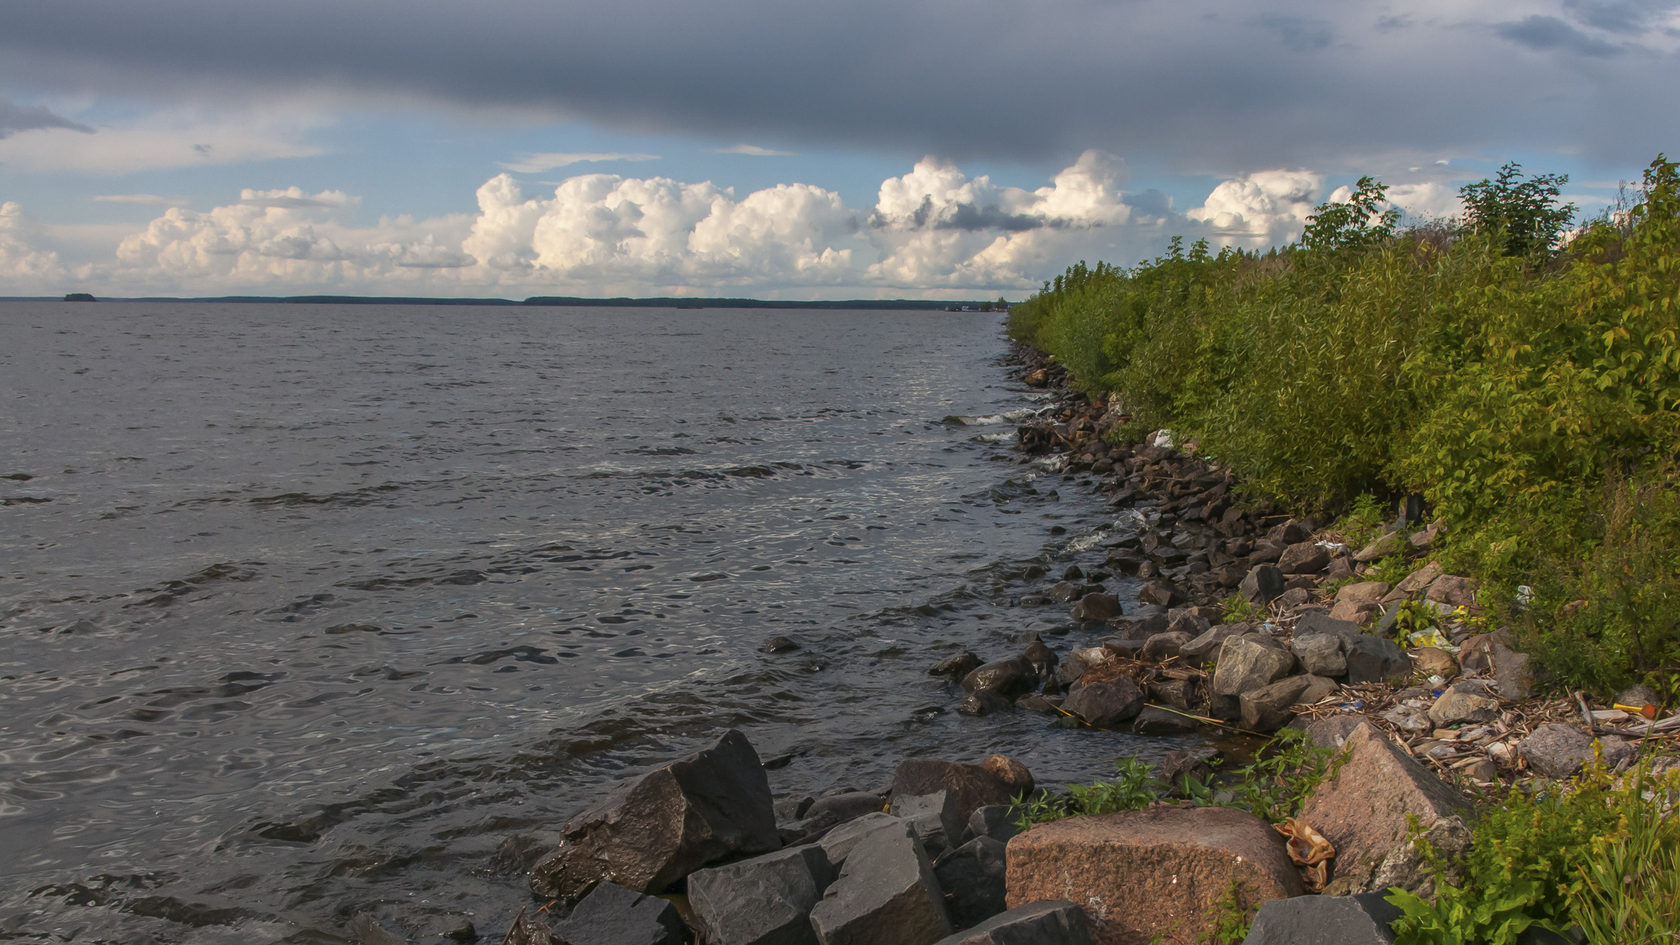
xmin=530 ymin=730 xmax=779 ymax=901
xmin=1062 ymin=676 xmax=1145 ymax=728
xmin=688 ymin=845 xmax=834 ymax=945
xmin=932 ymin=836 xmax=1008 ymax=929
xmin=929 ymin=900 xmax=1090 ymax=945
xmin=961 ymin=658 xmax=1036 ymax=698
xmin=1242 ymin=892 xmax=1402 ymax=945
xmin=809 ymin=822 xmax=951 ymax=944
xmin=891 ymin=758 xmax=1033 ymax=824
xmin=549 ymin=881 xmax=686 ymax=945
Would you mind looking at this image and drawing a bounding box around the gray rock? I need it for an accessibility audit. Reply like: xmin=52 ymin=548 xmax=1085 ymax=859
xmin=931 ymin=836 xmax=1007 ymax=929
xmin=956 ymin=692 xmax=1010 ymax=717
xmin=551 ymin=881 xmax=685 ymax=945
xmin=1062 ymin=676 xmax=1145 ymax=728
xmin=1179 ymin=623 xmax=1247 ymax=665
xmin=961 ymin=658 xmax=1036 ymax=698
xmin=1241 ymin=892 xmax=1402 ymax=945
xmin=1139 ymin=630 xmax=1193 ymax=662
xmin=1304 ymin=714 xmax=1366 ymax=750
xmin=799 ymin=792 xmax=886 ymax=839
xmin=1343 ymin=633 xmax=1411 ymax=684
xmin=1239 ymin=675 xmax=1313 ymax=732
xmin=891 ymin=790 xmax=963 ymax=855
xmin=1239 ymin=564 xmax=1285 ymax=605
xmin=1147 ymin=676 xmax=1196 ymax=710
xmin=890 ymin=758 xmax=1031 ymax=824
xmin=1070 ymin=593 xmax=1121 ymax=623
xmin=1138 ymin=580 xmax=1182 ymax=608
xmin=1210 ymin=635 xmax=1297 ymax=697
xmin=809 ymin=823 xmax=951 ymax=945
xmin=1132 ymin=704 xmax=1201 ymax=735
xmin=1429 ymin=680 xmax=1501 ymax=726
xmin=530 ymin=730 xmax=779 ymax=900
xmin=1289 ymin=631 xmax=1347 ymax=677
xmin=929 ymin=652 xmax=982 ymax=679
xmin=819 ymin=813 xmax=911 ymax=869
xmin=1519 ymin=723 xmax=1635 ymax=779
xmin=1277 ymin=541 xmax=1331 ymax=575
xmin=1370 ymin=815 xmax=1471 ymax=899
xmin=928 ymin=900 xmax=1092 ymax=945
xmin=965 ymin=805 xmax=1020 ymax=846
xmin=1021 ymin=641 xmax=1058 ymax=678
xmin=689 ymin=845 xmax=834 ymax=945
xmin=1490 ymin=642 xmax=1535 ymax=700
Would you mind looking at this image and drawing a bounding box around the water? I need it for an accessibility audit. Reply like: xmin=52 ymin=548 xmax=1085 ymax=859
xmin=0 ymin=302 xmax=1186 ymax=943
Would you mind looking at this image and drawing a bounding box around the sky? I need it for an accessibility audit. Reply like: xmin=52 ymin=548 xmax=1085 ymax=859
xmin=2 ymin=0 xmax=1678 ymax=300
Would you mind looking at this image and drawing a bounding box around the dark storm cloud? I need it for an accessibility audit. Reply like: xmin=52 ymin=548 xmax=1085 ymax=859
xmin=0 ymin=0 xmax=1675 ymax=173
xmin=0 ymin=95 xmax=93 ymax=138
xmin=1497 ymin=15 xmax=1624 ymax=56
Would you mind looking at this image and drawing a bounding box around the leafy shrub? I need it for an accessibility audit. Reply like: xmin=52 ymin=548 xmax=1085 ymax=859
xmin=1222 ymin=728 xmax=1341 ymax=823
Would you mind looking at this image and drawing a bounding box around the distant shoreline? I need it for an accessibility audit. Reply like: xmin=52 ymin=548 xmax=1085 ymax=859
xmin=6 ymin=294 xmax=1008 ymax=312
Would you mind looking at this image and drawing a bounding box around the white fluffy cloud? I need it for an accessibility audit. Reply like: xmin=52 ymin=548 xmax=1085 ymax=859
xmin=1188 ymin=169 xmax=1325 ymax=247
xmin=0 ymin=201 xmax=66 ymax=288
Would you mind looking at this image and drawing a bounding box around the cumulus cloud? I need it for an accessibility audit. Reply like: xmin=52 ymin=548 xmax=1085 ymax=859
xmin=498 ymin=152 xmax=660 ymax=174
xmin=0 ymin=202 xmax=67 ymax=290
xmin=1188 ymin=169 xmax=1325 ymax=247
xmin=872 ymin=150 xmax=1130 ymax=234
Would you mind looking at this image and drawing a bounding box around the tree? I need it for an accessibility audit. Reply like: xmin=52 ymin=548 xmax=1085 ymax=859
xmin=1459 ymin=162 xmax=1575 ymax=257
xmin=1301 ymin=177 xmax=1400 ymax=251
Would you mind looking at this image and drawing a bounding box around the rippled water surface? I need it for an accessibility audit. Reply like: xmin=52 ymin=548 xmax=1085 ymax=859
xmin=0 ymin=302 xmax=1183 ymax=943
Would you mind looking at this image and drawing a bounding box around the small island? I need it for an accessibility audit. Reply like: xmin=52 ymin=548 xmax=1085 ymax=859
xmin=63 ymin=292 xmax=97 ymax=302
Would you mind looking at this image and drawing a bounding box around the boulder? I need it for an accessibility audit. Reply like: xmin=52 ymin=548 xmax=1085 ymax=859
xmin=530 ymin=730 xmax=779 ymax=900
xmin=1132 ymin=705 xmax=1201 ymax=736
xmin=928 ymin=900 xmax=1092 ymax=945
xmin=962 ymin=659 xmax=1037 ymax=698
xmin=957 ymin=692 xmax=1011 ymax=717
xmin=799 ymin=792 xmax=887 ymax=839
xmin=1239 ymin=675 xmax=1314 ymax=732
xmin=1428 ymin=680 xmax=1501 ymax=726
xmin=1179 ymin=623 xmax=1247 ymax=666
xmin=1298 ymin=722 xmax=1472 ymax=892
xmin=1139 ymin=630 xmax=1193 ymax=662
xmin=819 ymin=813 xmax=909 ymax=868
xmin=1004 ymin=806 xmax=1301 ymax=945
xmin=688 ymin=845 xmax=834 ymax=945
xmin=809 ymin=822 xmax=951 ymax=945
xmin=891 ymin=758 xmax=1033 ymax=824
xmin=1239 ymin=565 xmax=1285 ymax=606
xmin=1071 ymin=593 xmax=1122 ymax=623
xmin=1063 ymin=676 xmax=1145 ymax=728
xmin=1328 ymin=599 xmax=1381 ymax=626
xmin=1289 ymin=632 xmax=1346 ymax=678
xmin=932 ymin=836 xmax=1008 ymax=929
xmin=930 ymin=652 xmax=983 ymax=679
xmin=1368 ymin=814 xmax=1471 ymax=899
xmin=1334 ymin=581 xmax=1391 ymax=605
xmin=1210 ymin=636 xmax=1296 ymax=697
xmin=1424 ymin=575 xmax=1478 ymax=610
xmin=1353 ymin=532 xmax=1404 ymax=563
xmin=1241 ymin=892 xmax=1403 ymax=945
xmin=966 ymin=805 xmax=1021 ymax=846
xmin=1490 ymin=642 xmax=1535 ymax=700
xmin=1520 ymin=723 xmax=1637 ymax=779
xmin=549 ymin=881 xmax=685 ymax=945
xmin=1386 ymin=562 xmax=1443 ymax=602
xmin=1341 ymin=633 xmax=1411 ymax=685
xmin=1277 ymin=541 xmax=1330 ymax=575
xmin=1409 ymin=647 xmax=1459 ymax=680
xmin=891 ymin=790 xmax=964 ymax=855
xmin=1022 ymin=641 xmax=1059 ymax=678
xmin=1139 ymin=580 xmax=1183 ymax=608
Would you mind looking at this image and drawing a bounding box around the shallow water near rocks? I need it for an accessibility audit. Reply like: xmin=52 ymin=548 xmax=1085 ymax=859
xmin=0 ymin=302 xmax=1198 ymax=943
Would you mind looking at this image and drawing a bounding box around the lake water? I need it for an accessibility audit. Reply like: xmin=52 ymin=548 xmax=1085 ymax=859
xmin=0 ymin=302 xmax=1183 ymax=943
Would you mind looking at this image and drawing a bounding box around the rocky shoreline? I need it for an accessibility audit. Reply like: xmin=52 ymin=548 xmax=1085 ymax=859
xmin=445 ymin=347 xmax=1677 ymax=945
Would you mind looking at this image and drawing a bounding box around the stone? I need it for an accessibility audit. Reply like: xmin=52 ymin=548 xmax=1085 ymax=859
xmin=1303 ymin=714 xmax=1365 ymax=750
xmin=1275 ymin=587 xmax=1313 ymax=609
xmin=1022 ymin=641 xmax=1059 ymax=678
xmin=1490 ymin=643 xmax=1535 ymax=700
xmin=1424 ymin=575 xmax=1479 ymax=610
xmin=819 ymin=813 xmax=909 ymax=868
xmin=962 ymin=659 xmax=1037 ymax=698
xmin=809 ymin=822 xmax=951 ymax=945
xmin=930 ymin=651 xmax=983 ymax=679
xmin=1165 ymin=611 xmax=1212 ymax=638
xmin=799 ymin=792 xmax=887 ymax=839
xmin=1239 ymin=564 xmax=1285 ymax=606
xmin=1297 ymin=675 xmax=1339 ymax=706
xmin=1242 ymin=892 xmax=1403 ymax=945
xmin=1139 ymin=630 xmax=1193 ymax=662
xmin=688 ymin=845 xmax=834 ymax=945
xmin=761 ymin=636 xmax=799 ymax=654
xmin=932 ymin=836 xmax=1008 ymax=929
xmin=1518 ymin=723 xmax=1637 ymax=779
xmin=1429 ymin=680 xmax=1501 ymax=726
xmin=1380 ymin=704 xmax=1432 ymax=734
xmin=1239 ymin=675 xmax=1313 ymax=732
xmin=1160 ymin=750 xmax=1218 ymax=792
xmin=1387 ymin=562 xmax=1443 ymax=601
xmin=1139 ymin=580 xmax=1183 ymax=608
xmin=1353 ymin=532 xmax=1404 ymax=563
xmin=1268 ymin=519 xmax=1313 ymax=545
xmin=1410 ymin=646 xmax=1459 ymax=680
xmin=1004 ymin=806 xmax=1301 ymax=945
xmin=1210 ymin=635 xmax=1297 ymax=697
xmin=1071 ymin=593 xmax=1122 ymax=623
xmin=966 ymin=806 xmax=1020 ymax=846
xmin=928 ymin=900 xmax=1092 ymax=945
xmin=550 ymin=881 xmax=685 ymax=945
xmin=1368 ymin=814 xmax=1471 ymax=899
xmin=891 ymin=758 xmax=1032 ymax=824
xmin=1147 ymin=677 xmax=1196 ymax=711
xmin=1328 ymin=599 xmax=1381 ymax=626
xmin=1323 ymin=555 xmax=1355 ymax=584
xmin=1289 ymin=631 xmax=1346 ymax=678
xmin=1131 ymin=705 xmax=1200 ymax=735
xmin=1179 ymin=623 xmax=1247 ymax=666
xmin=892 ymin=790 xmax=964 ymax=855
xmin=1336 ymin=581 xmax=1392 ymax=604
xmin=1277 ymin=541 xmax=1331 ymax=574
xmin=530 ymin=730 xmax=779 ymax=900
xmin=957 ymin=692 xmax=1011 ymax=717
xmin=1298 ymin=722 xmax=1472 ymax=892
xmin=1062 ymin=676 xmax=1145 ymax=728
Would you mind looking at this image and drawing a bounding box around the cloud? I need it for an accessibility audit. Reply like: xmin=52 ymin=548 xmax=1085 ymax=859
xmin=93 ymin=194 xmax=193 ymax=206
xmin=0 ymin=107 xmax=325 ymax=173
xmin=237 ymin=187 xmax=354 ymax=209
xmin=871 ymin=150 xmax=1129 ymax=233
xmin=3 ymin=1 xmax=1677 ymax=174
xmin=714 ymin=144 xmax=795 ymax=156
xmin=1496 ymin=15 xmax=1624 ymax=55
xmin=1188 ymin=169 xmax=1325 ymax=247
xmin=0 ymin=201 xmax=66 ymax=287
xmin=0 ymin=95 xmax=93 ymax=138
xmin=497 ymin=152 xmax=659 ymax=174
